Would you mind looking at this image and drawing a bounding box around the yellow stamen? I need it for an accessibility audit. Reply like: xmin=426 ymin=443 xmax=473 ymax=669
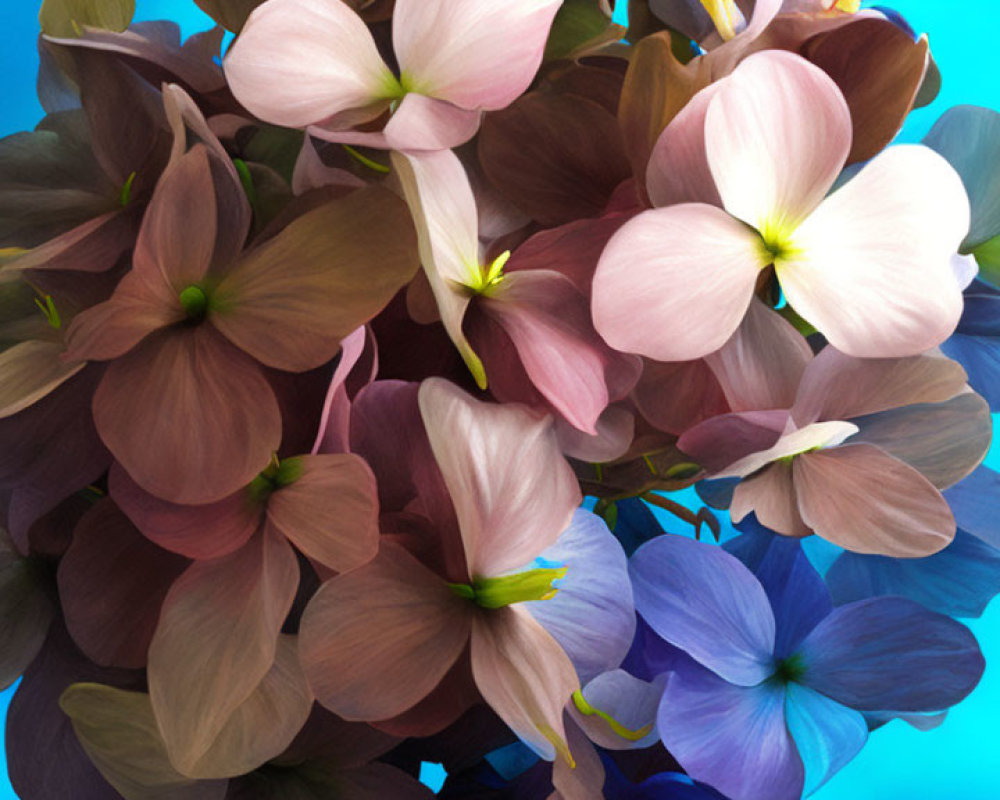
xmin=465 ymin=250 xmax=511 ymax=296
xmin=833 ymin=0 xmax=860 ymax=12
xmin=699 ymin=0 xmax=744 ymax=40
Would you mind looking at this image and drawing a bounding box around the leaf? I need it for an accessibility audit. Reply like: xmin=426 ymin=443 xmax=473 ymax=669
xmin=39 ymin=0 xmax=135 ymax=38
xmin=193 ymin=0 xmax=265 ymax=32
xmin=544 ymin=0 xmax=624 ymax=61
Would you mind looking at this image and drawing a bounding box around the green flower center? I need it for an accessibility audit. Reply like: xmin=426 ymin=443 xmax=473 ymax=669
xmin=178 ymin=285 xmax=209 ymax=320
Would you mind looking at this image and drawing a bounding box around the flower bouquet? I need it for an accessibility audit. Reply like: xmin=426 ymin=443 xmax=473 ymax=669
xmin=1 ymin=0 xmax=998 ymax=798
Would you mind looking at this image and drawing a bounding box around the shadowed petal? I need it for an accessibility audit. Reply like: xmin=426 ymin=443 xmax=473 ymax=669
xmin=706 ymin=50 xmax=850 ymax=232
xmin=592 ymin=203 xmax=765 ymax=361
xmin=730 ymin=462 xmax=811 ymax=538
xmin=797 ymin=596 xmax=984 ymax=712
xmin=0 ymin=533 xmax=54 ymax=690
xmin=779 ymin=146 xmax=967 ymax=357
xmin=633 ymin=359 xmax=729 ymax=436
xmin=657 ymin=657 xmax=803 ymax=800
xmin=630 ymin=534 xmax=776 ymax=686
xmin=418 ymin=378 xmax=581 ymax=577
xmin=393 ymin=0 xmax=562 ymax=111
xmin=59 ymin=683 xmax=228 ymax=800
xmin=212 ymin=186 xmax=417 ymax=372
xmin=568 ymin=669 xmax=663 ymax=751
xmin=849 ymin=393 xmax=992 ymax=490
xmin=58 ymin=499 xmax=189 ymax=669
xmin=0 ymin=339 xmax=84 ymax=418
xmin=944 ymin=465 xmax=1000 ymax=549
xmin=109 ymin=464 xmax=262 ymax=560
xmin=826 ymin=529 xmax=1000 ymax=619
xmin=791 ymin=347 xmax=969 ymax=426
xmin=678 ymin=410 xmax=789 ymax=474
xmin=299 ymin=542 xmax=472 ymax=721
xmin=795 ymin=444 xmax=955 ymax=556
xmin=224 ymin=0 xmax=394 ymax=129
xmin=266 ymin=454 xmax=379 ymax=573
xmin=524 ymin=510 xmax=634 ymax=684
xmin=92 ymin=327 xmax=281 ymax=504
xmin=471 ymin=604 xmax=580 ymax=761
xmin=148 ymin=530 xmax=299 ymax=775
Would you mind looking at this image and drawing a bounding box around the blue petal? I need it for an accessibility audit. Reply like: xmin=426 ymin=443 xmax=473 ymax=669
xmin=943 ymin=465 xmax=1000 ymax=548
xmin=611 ymin=497 xmax=666 ymax=557
xmin=784 ymin=683 xmax=868 ymax=796
xmin=797 ymin=596 xmax=985 ymax=713
xmin=826 ymin=529 xmax=1000 ymax=618
xmin=657 ymin=658 xmax=803 ymax=800
xmin=940 ymin=334 xmax=1000 ymax=410
xmin=695 ymin=477 xmax=738 ymax=510
xmin=631 ymin=534 xmax=776 ymax=686
xmin=525 ymin=509 xmax=635 ymax=683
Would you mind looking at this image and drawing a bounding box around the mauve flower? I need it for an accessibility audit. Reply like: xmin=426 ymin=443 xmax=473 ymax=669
xmin=630 ymin=533 xmax=984 ymax=800
xmin=64 ymin=121 xmax=417 ymax=505
xmin=300 ymin=378 xmax=634 ymax=764
xmin=393 ymin=148 xmax=639 ymax=435
xmin=223 ymin=0 xmax=563 ymax=152
xmin=593 ymin=50 xmax=968 ymax=361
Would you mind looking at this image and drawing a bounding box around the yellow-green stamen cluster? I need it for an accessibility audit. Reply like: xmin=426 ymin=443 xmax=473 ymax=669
xmin=34 ymin=294 xmax=61 ymax=329
xmin=249 ymin=454 xmax=304 ymax=503
xmin=465 ymin=250 xmax=511 ymax=296
xmin=118 ymin=171 xmax=137 ymax=207
xmin=449 ymin=565 xmax=567 ymax=609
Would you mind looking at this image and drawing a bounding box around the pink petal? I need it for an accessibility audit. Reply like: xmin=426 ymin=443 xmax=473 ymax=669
xmin=731 ymin=461 xmax=812 ymax=538
xmin=148 ymin=529 xmax=300 ymax=775
xmin=717 ymin=420 xmax=859 ymax=479
xmin=794 ymin=444 xmax=956 ymax=556
xmin=791 ymin=347 xmax=969 ymax=426
xmin=417 ymin=378 xmax=581 ymax=577
xmin=392 ymin=0 xmax=562 ymax=111
xmin=311 ymin=326 xmax=369 ymax=454
xmin=9 ymin=209 xmax=134 ymax=274
xmin=298 ymin=542 xmax=472 ymax=721
xmin=678 ymin=410 xmax=790 ymax=474
xmin=704 ymin=298 xmax=813 ymax=412
xmin=778 ymin=146 xmax=969 ymax=357
xmin=109 ymin=464 xmax=262 ymax=560
xmin=706 ymin=50 xmax=851 ymax=231
xmin=470 ymin=605 xmax=579 ymax=761
xmin=646 ymin=81 xmax=723 ymax=208
xmin=92 ymin=327 xmax=281 ymax=505
xmin=0 ymin=340 xmax=84 ymax=419
xmin=482 ymin=270 xmax=640 ymax=434
xmin=555 ymin=406 xmax=635 ymax=463
xmin=223 ymin=0 xmax=395 ymax=129
xmin=551 ymin=718 xmax=606 ymax=800
xmin=292 ymin=136 xmax=366 ymax=196
xmin=212 ymin=186 xmax=418 ymax=373
xmin=591 ymin=204 xmax=766 ymax=361
xmin=266 ymin=454 xmax=379 ymax=573
xmin=180 ymin=635 xmax=314 ymax=779
xmin=58 ymin=499 xmax=189 ymax=669
xmin=383 ymin=93 xmax=483 ymax=152
xmin=391 ymin=149 xmax=484 ymax=386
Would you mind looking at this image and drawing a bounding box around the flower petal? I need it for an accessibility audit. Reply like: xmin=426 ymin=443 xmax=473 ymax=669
xmin=109 ymin=464 xmax=262 ymax=560
xmin=657 ymin=657 xmax=803 ymax=800
xmin=523 ymin=510 xmax=635 ymax=684
xmin=470 ymin=604 xmax=579 ymax=761
xmin=59 ymin=684 xmax=228 ymax=800
xmin=0 ymin=339 xmax=84 ymax=419
xmin=592 ymin=203 xmax=765 ymax=361
xmin=730 ymin=462 xmax=811 ymax=538
xmin=391 ymin=149 xmax=484 ymax=385
xmin=92 ymin=327 xmax=281 ymax=505
xmin=393 ymin=0 xmax=562 ymax=111
xmin=266 ymin=454 xmax=379 ymax=573
xmin=716 ymin=420 xmax=859 ymax=479
xmin=223 ymin=0 xmax=394 ymax=129
xmin=943 ymin=465 xmax=1000 ymax=549
xmin=418 ymin=377 xmax=581 ymax=577
xmin=383 ymin=93 xmax=483 ymax=152
xmin=849 ymin=393 xmax=992 ymax=490
xmin=298 ymin=542 xmax=472 ymax=721
xmin=569 ymin=669 xmax=663 ymax=751
xmin=148 ymin=530 xmax=299 ymax=775
xmin=778 ymin=145 xmax=968 ymax=357
xmin=923 ymin=104 xmax=1000 ymax=249
xmin=58 ymin=499 xmax=189 ymax=669
xmin=783 ymin=683 xmax=867 ymax=796
xmin=0 ymin=533 xmax=54 ymax=690
xmin=797 ymin=596 xmax=984 ymax=712
xmin=791 ymin=346 xmax=969 ymax=426
xmin=630 ymin=534 xmax=776 ymax=686
xmin=212 ymin=186 xmax=417 ymax=373
xmin=678 ymin=410 xmax=790 ymax=474
xmin=706 ymin=50 xmax=851 ymax=232
xmin=794 ymin=444 xmax=955 ymax=556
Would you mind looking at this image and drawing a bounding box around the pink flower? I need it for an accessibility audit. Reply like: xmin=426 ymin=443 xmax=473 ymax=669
xmin=592 ymin=49 xmax=969 ymax=362
xmin=224 ymin=0 xmax=562 ymax=152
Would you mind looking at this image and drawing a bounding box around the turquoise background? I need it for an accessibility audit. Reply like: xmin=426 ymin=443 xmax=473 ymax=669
xmin=0 ymin=1 xmax=998 ymax=797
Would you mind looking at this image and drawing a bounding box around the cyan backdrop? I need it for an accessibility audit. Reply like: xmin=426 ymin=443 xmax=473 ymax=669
xmin=0 ymin=1 xmax=998 ymax=798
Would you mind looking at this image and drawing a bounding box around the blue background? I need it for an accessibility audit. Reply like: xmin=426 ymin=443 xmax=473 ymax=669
xmin=0 ymin=1 xmax=999 ymax=798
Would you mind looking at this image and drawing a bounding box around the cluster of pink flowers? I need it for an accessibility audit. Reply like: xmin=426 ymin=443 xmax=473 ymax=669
xmin=1 ymin=0 xmax=997 ymax=798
